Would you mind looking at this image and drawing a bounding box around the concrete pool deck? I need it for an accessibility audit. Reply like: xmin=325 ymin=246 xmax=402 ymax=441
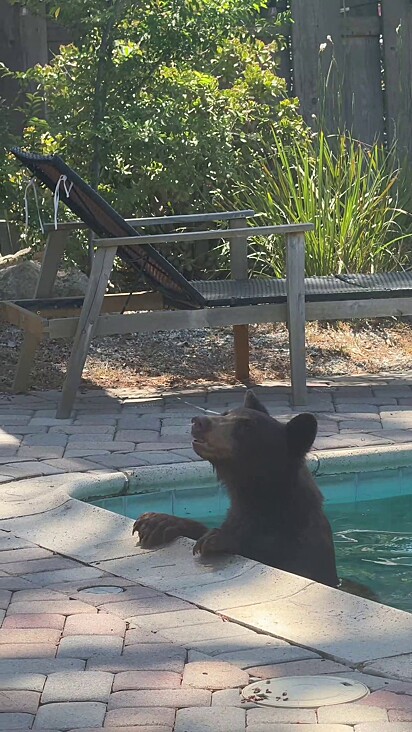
xmin=0 ymin=376 xmax=412 ymax=730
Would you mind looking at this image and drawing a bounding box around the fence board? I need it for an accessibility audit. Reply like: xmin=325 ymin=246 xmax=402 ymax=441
xmin=382 ymin=0 xmax=412 ymax=161
xmin=0 ymin=0 xmax=47 ymax=132
xmin=291 ymin=0 xmax=343 ymax=130
xmin=2 ymin=0 xmax=412 ymax=171
xmin=341 ymin=2 xmax=384 ymax=144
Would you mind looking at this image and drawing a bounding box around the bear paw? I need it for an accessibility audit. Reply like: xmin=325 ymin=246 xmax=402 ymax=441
xmin=132 ymin=512 xmax=185 ymax=549
xmin=193 ymin=528 xmax=232 ymax=556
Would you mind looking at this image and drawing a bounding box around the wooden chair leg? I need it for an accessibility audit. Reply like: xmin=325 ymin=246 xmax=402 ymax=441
xmin=56 ymin=245 xmax=117 ymax=419
xmin=234 ymin=324 xmax=250 ymax=383
xmin=13 ymin=331 xmax=43 ymax=393
xmin=35 ymin=230 xmax=68 ymax=298
xmin=286 ymin=232 xmax=307 ymax=405
xmin=229 ymin=217 xmax=250 ymax=384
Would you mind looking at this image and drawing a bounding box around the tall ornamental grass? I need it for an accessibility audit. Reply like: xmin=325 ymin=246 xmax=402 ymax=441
xmin=221 ymin=129 xmax=412 ymax=278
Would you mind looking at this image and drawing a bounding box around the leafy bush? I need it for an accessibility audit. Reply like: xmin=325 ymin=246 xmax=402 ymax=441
xmin=218 ymin=129 xmax=412 ymax=277
xmin=0 ymin=0 xmax=307 ymax=273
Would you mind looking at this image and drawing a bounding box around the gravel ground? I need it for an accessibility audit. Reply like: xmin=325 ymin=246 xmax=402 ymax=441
xmin=1 ymin=318 xmax=411 ymax=393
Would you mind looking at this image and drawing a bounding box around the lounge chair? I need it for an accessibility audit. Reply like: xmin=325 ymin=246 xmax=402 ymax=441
xmin=3 ymin=148 xmax=412 ymax=418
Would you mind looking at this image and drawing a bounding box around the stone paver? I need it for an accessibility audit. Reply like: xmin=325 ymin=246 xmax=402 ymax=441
xmin=108 ymin=687 xmax=211 ymax=709
xmin=33 ymin=701 xmax=106 ymax=729
xmin=0 ymin=642 xmax=57 ymax=658
xmin=10 ymin=589 xmax=69 ymax=602
xmin=74 ymin=728 xmax=173 ymax=732
xmin=354 ymin=724 xmax=412 ymax=731
xmin=115 ymin=429 xmax=160 ymax=441
xmin=174 ymin=706 xmax=245 ymax=732
xmin=317 ymin=703 xmax=389 ymax=723
xmin=104 ymin=708 xmax=176 ymax=727
xmin=0 ymin=690 xmax=39 ymax=713
xmin=17 ymin=446 xmax=65 ymax=459
xmin=360 ymin=691 xmax=412 ymax=710
xmin=20 ymin=566 xmax=104 ymax=585
xmin=63 ymin=612 xmax=126 ymax=636
xmin=0 ymin=659 xmax=86 ymax=674
xmin=87 ymin=647 xmax=186 ymax=673
xmin=0 ymin=590 xmax=11 ymax=609
xmin=0 ymin=713 xmax=35 ymax=729
xmin=212 ymin=644 xmax=317 ymax=669
xmin=44 ymin=457 xmax=106 ymax=472
xmin=100 ymin=595 xmax=191 ymax=618
xmin=41 ymin=671 xmax=114 ymax=702
xmin=113 ymin=670 xmax=181 ymax=691
xmin=1 ymin=556 xmax=77 ymax=575
xmin=182 ymin=660 xmax=249 ymax=690
xmin=0 ymin=673 xmax=45 ymax=692
xmin=57 ymin=634 xmax=123 ymax=658
xmin=389 ymin=709 xmax=412 ymax=721
xmin=364 ymin=655 xmax=412 ymax=682
xmin=247 ymin=658 xmax=349 ymax=678
xmin=0 ymin=628 xmax=61 ymax=644
xmin=247 ymin=707 xmax=317 ymax=723
xmin=7 ymin=600 xmax=98 ymax=615
xmin=158 ymin=619 xmax=264 ymax=646
xmin=3 ymin=613 xmax=65 ymax=629
xmin=211 ymin=687 xmax=257 ymax=708
xmin=247 ymin=726 xmax=352 ymax=732
xmin=0 ymin=547 xmax=52 ymax=563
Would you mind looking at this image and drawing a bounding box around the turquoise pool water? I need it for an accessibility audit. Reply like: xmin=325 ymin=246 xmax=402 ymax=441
xmin=89 ymin=469 xmax=412 ymax=613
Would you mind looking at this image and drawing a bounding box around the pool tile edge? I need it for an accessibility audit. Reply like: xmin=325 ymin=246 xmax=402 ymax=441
xmin=0 ymin=451 xmax=411 ymax=672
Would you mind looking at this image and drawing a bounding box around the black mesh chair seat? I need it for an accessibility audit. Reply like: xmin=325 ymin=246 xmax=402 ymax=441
xmin=193 ymin=272 xmax=412 ymax=307
xmin=336 ymin=271 xmax=412 ymax=295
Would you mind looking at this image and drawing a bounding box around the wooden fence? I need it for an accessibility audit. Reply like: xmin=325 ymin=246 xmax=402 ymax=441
xmin=288 ymin=0 xmax=412 ymax=159
xmin=1 ymin=0 xmax=412 ymax=155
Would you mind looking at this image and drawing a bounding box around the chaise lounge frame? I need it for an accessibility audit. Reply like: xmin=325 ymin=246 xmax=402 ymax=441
xmin=1 ymin=214 xmax=312 ymax=418
xmin=3 ymin=148 xmax=412 ymax=419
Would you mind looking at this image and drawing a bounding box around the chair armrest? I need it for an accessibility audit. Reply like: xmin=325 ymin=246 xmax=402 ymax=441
xmin=125 ymin=210 xmax=255 ymax=227
xmin=42 ymin=210 xmax=255 ymax=234
xmin=94 ymin=223 xmax=314 ymax=248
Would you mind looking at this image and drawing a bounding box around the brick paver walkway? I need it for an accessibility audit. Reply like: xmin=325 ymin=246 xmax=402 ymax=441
xmin=0 ymin=379 xmax=412 ymax=730
xmin=1 ymin=527 xmax=412 ymax=731
xmin=2 ymin=379 xmax=412 ymax=481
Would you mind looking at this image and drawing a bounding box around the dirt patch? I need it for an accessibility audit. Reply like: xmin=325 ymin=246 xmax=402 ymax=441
xmin=1 ymin=319 xmax=411 ymax=394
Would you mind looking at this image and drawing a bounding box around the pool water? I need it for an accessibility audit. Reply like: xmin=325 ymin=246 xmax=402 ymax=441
xmin=89 ymin=478 xmax=412 ymax=613
xmin=329 ymin=494 xmax=412 ymax=612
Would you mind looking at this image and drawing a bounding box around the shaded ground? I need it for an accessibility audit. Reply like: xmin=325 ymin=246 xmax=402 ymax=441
xmin=1 ymin=319 xmax=411 ymax=393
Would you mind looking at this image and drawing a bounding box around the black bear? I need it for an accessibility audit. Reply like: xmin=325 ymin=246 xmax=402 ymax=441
xmin=133 ymin=390 xmax=339 ymax=588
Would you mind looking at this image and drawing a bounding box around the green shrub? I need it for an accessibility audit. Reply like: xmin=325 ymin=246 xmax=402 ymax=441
xmin=0 ymin=0 xmax=306 ymax=274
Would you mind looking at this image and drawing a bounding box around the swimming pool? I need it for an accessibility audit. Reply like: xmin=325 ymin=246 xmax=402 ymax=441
xmin=87 ymin=464 xmax=412 ymax=613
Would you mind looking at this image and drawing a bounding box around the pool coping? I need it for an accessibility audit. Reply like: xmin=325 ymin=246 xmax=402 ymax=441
xmin=1 ymin=442 xmax=412 ymax=671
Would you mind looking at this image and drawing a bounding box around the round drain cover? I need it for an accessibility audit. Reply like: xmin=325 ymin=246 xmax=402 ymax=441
xmin=81 ymin=586 xmax=125 ymax=595
xmin=241 ymin=675 xmax=369 ymax=708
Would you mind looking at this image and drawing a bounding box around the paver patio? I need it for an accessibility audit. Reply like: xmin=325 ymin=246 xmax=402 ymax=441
xmin=0 ymin=376 xmax=412 ymax=730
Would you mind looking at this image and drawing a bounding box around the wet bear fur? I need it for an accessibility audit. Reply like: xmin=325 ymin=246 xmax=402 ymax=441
xmin=133 ymin=390 xmax=339 ymax=588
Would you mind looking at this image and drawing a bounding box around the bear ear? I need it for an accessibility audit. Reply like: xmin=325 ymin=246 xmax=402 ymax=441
xmin=286 ymin=413 xmax=317 ymax=456
xmin=243 ymin=390 xmax=269 ymax=415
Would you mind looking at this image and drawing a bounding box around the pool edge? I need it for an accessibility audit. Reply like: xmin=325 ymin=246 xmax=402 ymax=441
xmin=0 ymin=444 xmax=411 ymax=669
